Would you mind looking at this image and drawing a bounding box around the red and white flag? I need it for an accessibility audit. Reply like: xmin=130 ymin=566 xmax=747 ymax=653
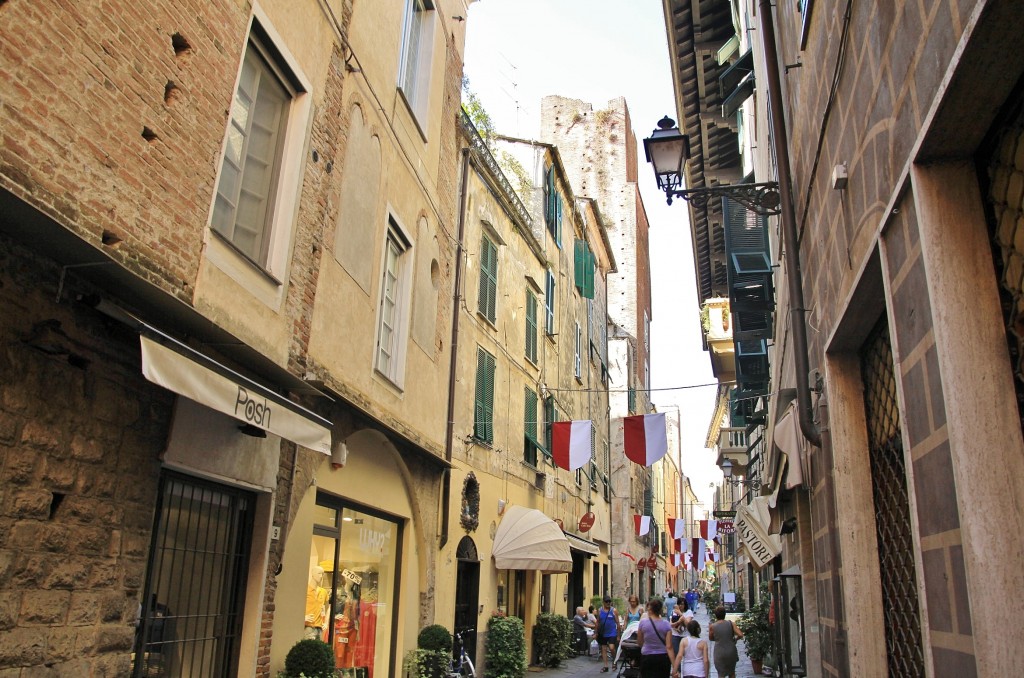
xmin=668 ymin=517 xmax=685 ymax=539
xmin=699 ymin=519 xmax=718 ymax=541
xmin=634 ymin=514 xmax=652 ymax=536
xmin=551 ymin=420 xmax=592 ymax=471
xmin=623 ymin=413 xmax=668 ymax=466
xmin=690 ymin=537 xmax=706 ymax=569
xmin=672 ymin=553 xmax=682 ymax=567
xmin=674 ymin=538 xmax=684 ymax=553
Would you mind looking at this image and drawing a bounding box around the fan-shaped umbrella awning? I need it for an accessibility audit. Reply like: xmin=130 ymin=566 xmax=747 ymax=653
xmin=491 ymin=506 xmax=572 ymax=573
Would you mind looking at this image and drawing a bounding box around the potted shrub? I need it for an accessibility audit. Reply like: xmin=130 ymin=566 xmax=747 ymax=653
xmin=532 ymin=612 xmax=572 ymax=667
xmin=280 ymin=639 xmax=334 ymax=678
xmin=737 ymin=582 xmax=773 ymax=674
xmin=485 ymin=614 xmax=526 ymax=678
xmin=403 ymin=624 xmax=453 ymax=678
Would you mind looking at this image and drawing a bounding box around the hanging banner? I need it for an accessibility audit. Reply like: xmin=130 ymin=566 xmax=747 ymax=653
xmin=646 ymin=554 xmax=657 ymax=570
xmin=735 ymin=498 xmax=782 ymax=569
xmin=717 ymin=521 xmax=735 ymax=534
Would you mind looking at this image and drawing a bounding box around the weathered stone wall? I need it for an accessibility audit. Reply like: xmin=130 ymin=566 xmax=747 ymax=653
xmin=0 ymin=237 xmax=172 ymax=675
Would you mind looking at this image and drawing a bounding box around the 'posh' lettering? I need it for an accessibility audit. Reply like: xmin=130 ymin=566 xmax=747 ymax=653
xmin=235 ymin=387 xmax=272 ymax=428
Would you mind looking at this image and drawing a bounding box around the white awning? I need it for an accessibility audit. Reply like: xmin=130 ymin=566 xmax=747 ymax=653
xmin=491 ymin=506 xmax=572 ymax=573
xmin=564 ymin=532 xmax=600 ymax=556
xmin=140 ymin=335 xmax=331 ymax=454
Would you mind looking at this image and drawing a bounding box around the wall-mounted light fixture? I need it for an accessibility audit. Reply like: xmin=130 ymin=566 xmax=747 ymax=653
xmin=643 ymin=116 xmax=781 ymax=215
xmin=721 ymin=459 xmax=761 ymax=491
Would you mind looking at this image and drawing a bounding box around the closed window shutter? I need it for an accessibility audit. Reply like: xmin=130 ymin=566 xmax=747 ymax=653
xmin=526 ymin=290 xmax=538 ymax=362
xmin=475 ymin=348 xmax=496 ymax=443
xmin=483 ymin=351 xmax=495 ymax=442
xmin=479 ymin=236 xmax=497 ymax=322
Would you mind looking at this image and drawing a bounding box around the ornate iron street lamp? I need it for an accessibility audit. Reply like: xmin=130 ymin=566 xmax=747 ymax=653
xmin=721 ymin=459 xmax=761 ymax=491
xmin=643 ymin=116 xmax=782 ymax=216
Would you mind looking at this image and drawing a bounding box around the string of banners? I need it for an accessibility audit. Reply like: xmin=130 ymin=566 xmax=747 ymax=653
xmin=551 ymin=413 xmax=668 ymax=471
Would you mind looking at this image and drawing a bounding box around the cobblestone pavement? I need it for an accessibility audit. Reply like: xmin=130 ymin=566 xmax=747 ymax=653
xmin=530 ymin=604 xmax=760 ymax=678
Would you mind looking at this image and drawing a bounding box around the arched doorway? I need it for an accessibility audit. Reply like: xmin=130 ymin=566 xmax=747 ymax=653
xmin=454 ymin=537 xmax=480 ymax=662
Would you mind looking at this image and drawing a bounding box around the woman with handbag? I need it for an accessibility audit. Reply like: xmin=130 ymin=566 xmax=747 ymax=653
xmin=635 ymin=597 xmax=675 ymax=677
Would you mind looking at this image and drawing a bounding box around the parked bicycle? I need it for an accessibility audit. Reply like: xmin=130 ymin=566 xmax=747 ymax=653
xmin=449 ymin=628 xmax=476 ymax=678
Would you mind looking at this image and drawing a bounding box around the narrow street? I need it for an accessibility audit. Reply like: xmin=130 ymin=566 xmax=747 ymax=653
xmin=534 ymin=605 xmax=757 ymax=678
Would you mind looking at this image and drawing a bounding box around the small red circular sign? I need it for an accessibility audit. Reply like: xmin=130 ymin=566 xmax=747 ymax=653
xmin=554 ymin=518 xmax=564 ymax=531
xmin=579 ymin=512 xmax=595 ymax=532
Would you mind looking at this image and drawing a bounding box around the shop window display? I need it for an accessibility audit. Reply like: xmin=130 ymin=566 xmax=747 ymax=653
xmin=312 ymin=496 xmax=401 ymax=678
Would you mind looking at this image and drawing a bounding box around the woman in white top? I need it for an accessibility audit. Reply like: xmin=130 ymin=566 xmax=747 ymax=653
xmin=671 ymin=619 xmax=710 ymax=678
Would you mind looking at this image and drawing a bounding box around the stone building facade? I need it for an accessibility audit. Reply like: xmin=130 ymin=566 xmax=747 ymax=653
xmin=662 ymin=0 xmax=1024 ymax=676
xmin=0 ymin=0 xmax=471 ymax=675
xmin=539 ymin=96 xmax=660 ymax=602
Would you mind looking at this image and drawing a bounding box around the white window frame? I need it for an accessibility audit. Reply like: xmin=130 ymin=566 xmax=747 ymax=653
xmin=374 ymin=215 xmax=414 ymax=387
xmin=574 ymin=321 xmax=582 ymax=381
xmin=398 ymin=0 xmax=435 ymax=129
xmin=207 ymin=11 xmax=311 ymax=290
xmin=545 ymin=270 xmax=556 ymax=337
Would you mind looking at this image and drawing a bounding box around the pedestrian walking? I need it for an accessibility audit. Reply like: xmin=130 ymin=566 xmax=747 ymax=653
xmin=669 ymin=606 xmax=692 ymax=654
xmin=664 ymin=590 xmax=678 ymax=619
xmin=635 ymin=597 xmax=675 ymax=678
xmin=708 ymin=605 xmax=744 ymax=678
xmin=625 ymin=595 xmax=644 ymax=625
xmin=597 ymin=595 xmax=623 ymax=672
xmin=671 ymin=619 xmax=709 ymax=678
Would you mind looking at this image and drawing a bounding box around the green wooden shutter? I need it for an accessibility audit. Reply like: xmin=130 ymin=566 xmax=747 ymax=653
xmin=525 ymin=290 xmax=538 ymax=362
xmin=474 ymin=348 xmax=496 ymax=443
xmin=478 ymin=236 xmax=497 ymax=322
xmin=524 ymin=387 xmax=538 ymax=466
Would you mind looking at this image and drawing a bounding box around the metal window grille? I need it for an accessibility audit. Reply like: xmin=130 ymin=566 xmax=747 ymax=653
xmin=860 ymin=320 xmax=924 ymax=678
xmin=133 ymin=472 xmax=254 ymax=678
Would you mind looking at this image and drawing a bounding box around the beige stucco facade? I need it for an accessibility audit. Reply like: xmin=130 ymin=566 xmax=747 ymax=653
xmin=439 ymin=124 xmax=616 ymax=664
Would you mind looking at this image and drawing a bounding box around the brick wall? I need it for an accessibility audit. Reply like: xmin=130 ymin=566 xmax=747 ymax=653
xmin=0 ymin=1 xmax=249 ymax=303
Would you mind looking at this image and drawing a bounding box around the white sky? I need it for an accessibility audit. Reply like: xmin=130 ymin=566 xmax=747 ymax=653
xmin=463 ymin=0 xmax=723 ymax=507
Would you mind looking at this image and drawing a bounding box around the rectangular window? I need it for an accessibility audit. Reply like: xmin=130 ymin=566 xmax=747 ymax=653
xmin=574 ymin=322 xmax=582 ymax=380
xmin=312 ymin=495 xmax=402 ymax=677
xmin=474 ymin=347 xmax=496 ymax=443
xmin=524 ymin=387 xmax=540 ymax=466
xmin=478 ymin=235 xmax=498 ymax=323
xmin=525 ymin=289 xmax=538 ymax=363
xmin=376 ymin=223 xmax=411 ymax=383
xmin=543 ymin=395 xmax=556 ymax=458
xmin=211 ymin=33 xmax=296 ymax=266
xmin=574 ymin=239 xmax=595 ymax=299
xmin=543 ymin=166 xmax=562 ymax=247
xmin=133 ymin=472 xmax=254 ymax=678
xmin=545 ymin=271 xmax=556 ymax=336
xmin=399 ymin=0 xmax=435 ymax=124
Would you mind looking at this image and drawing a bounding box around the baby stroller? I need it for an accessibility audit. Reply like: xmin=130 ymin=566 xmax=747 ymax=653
xmin=615 ymin=622 xmax=641 ymax=678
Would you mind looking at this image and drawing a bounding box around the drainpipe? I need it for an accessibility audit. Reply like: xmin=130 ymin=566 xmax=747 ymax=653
xmin=759 ymin=0 xmax=821 ymax=449
xmin=440 ymin=147 xmax=472 ymax=549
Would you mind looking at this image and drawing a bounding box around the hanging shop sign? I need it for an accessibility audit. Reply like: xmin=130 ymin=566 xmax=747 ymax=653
xmin=637 ymin=557 xmax=646 ymax=571
xmin=646 ymin=555 xmax=657 ymax=570
xmin=717 ymin=521 xmax=735 ymax=534
xmin=579 ymin=512 xmax=595 ymax=532
xmin=713 ymin=510 xmax=736 ymax=519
